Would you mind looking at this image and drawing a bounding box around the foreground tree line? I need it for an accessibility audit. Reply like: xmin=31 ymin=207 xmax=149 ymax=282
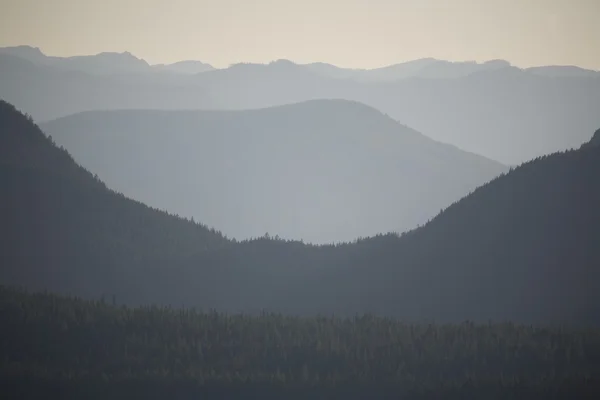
xmin=1 ymin=286 xmax=599 ymax=399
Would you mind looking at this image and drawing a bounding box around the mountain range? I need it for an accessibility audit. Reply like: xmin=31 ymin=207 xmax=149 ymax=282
xmin=0 ymin=45 xmax=214 ymax=75
xmin=2 ymin=46 xmax=599 ymax=164
xmin=1 ymin=100 xmax=598 ymax=324
xmin=43 ymin=100 xmax=505 ymax=243
xmin=3 ymin=45 xmax=598 ymax=80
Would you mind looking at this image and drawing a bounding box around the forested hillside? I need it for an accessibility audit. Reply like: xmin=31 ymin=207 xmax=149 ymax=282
xmin=0 ymin=100 xmax=229 ymax=298
xmin=1 ymin=286 xmax=599 ymax=399
xmin=118 ymin=131 xmax=600 ymax=323
xmin=1 ymin=100 xmax=599 ymax=324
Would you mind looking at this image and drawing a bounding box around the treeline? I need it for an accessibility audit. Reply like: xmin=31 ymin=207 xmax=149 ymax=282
xmin=1 ymin=286 xmax=600 ymax=399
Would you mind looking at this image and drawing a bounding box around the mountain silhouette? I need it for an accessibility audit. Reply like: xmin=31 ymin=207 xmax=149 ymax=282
xmin=0 ymin=45 xmax=214 ymax=76
xmin=153 ymin=60 xmax=215 ymax=74
xmin=0 ymin=100 xmax=229 ymax=299
xmin=305 ymin=58 xmax=516 ymax=81
xmin=2 ymin=51 xmax=599 ymax=163
xmin=526 ymin=65 xmax=600 ymax=78
xmin=1 ymin=101 xmax=599 ymax=324
xmin=43 ymin=99 xmax=505 ymax=243
xmin=0 ymin=45 xmax=151 ymax=75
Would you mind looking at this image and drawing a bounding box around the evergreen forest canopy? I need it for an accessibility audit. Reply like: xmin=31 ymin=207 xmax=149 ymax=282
xmin=1 ymin=99 xmax=599 ymax=324
xmin=1 ymin=285 xmax=600 ymax=400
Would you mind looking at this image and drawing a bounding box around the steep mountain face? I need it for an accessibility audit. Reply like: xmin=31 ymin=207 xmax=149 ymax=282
xmin=0 ymin=101 xmax=229 ymax=298
xmin=44 ymin=100 xmax=506 ymax=243
xmin=1 ymin=53 xmax=599 ymax=163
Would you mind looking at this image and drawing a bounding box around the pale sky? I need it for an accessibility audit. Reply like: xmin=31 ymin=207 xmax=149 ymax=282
xmin=0 ymin=0 xmax=599 ymax=69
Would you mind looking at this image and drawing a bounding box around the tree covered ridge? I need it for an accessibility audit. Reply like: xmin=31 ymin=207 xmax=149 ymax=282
xmin=581 ymin=128 xmax=600 ymax=149
xmin=1 ymin=286 xmax=600 ymax=399
xmin=1 ymin=98 xmax=600 ymax=323
xmin=0 ymin=99 xmax=230 ymax=297
xmin=0 ymin=99 xmax=227 ymax=241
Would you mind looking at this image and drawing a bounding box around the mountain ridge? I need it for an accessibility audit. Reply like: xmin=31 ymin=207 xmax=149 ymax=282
xmin=2 ymin=103 xmax=599 ymax=324
xmin=0 ymin=100 xmax=230 ymax=298
xmin=0 ymin=45 xmax=214 ymax=75
xmin=2 ymin=49 xmax=599 ymax=163
xmin=43 ymin=99 xmax=506 ymax=243
xmin=3 ymin=45 xmax=598 ymax=79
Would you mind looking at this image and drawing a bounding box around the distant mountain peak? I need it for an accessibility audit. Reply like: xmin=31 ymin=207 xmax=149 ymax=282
xmin=270 ymin=59 xmax=296 ymax=65
xmin=152 ymin=60 xmax=214 ymax=74
xmin=95 ymin=51 xmax=136 ymax=58
xmin=1 ymin=45 xmax=45 ymax=54
xmin=72 ymin=51 xmax=147 ymax=63
xmin=483 ymin=59 xmax=512 ymax=67
xmin=0 ymin=45 xmax=47 ymax=62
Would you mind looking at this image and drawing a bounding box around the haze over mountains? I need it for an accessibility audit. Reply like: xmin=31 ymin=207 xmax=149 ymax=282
xmin=43 ymin=100 xmax=505 ymax=243
xmin=2 ymin=0 xmax=600 ymax=394
xmin=2 ymin=100 xmax=599 ymax=324
xmin=2 ymin=46 xmax=600 ymax=164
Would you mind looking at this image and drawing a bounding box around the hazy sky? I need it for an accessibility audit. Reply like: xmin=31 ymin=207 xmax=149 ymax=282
xmin=1 ymin=0 xmax=599 ymax=69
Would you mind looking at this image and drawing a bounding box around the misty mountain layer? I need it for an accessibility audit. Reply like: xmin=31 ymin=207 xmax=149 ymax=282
xmin=43 ymin=100 xmax=505 ymax=243
xmin=2 ymin=49 xmax=600 ymax=164
xmin=0 ymin=45 xmax=214 ymax=75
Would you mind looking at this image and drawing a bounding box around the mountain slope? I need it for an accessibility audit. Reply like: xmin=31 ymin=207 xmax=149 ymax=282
xmin=43 ymin=100 xmax=506 ymax=243
xmin=107 ymin=127 xmax=600 ymax=323
xmin=2 ymin=100 xmax=599 ymax=324
xmin=173 ymin=131 xmax=600 ymax=323
xmin=0 ymin=100 xmax=229 ymax=298
xmin=581 ymin=128 xmax=600 ymax=149
xmin=317 ymin=136 xmax=600 ymax=323
xmin=2 ymin=53 xmax=599 ymax=163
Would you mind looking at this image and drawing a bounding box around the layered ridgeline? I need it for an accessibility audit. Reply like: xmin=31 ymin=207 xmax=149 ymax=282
xmin=2 ymin=49 xmax=600 ymax=164
xmin=0 ymin=45 xmax=214 ymax=75
xmin=1 ymin=100 xmax=599 ymax=323
xmin=0 ymin=101 xmax=229 ymax=299
xmin=2 ymin=286 xmax=600 ymax=400
xmin=43 ymin=100 xmax=506 ymax=243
